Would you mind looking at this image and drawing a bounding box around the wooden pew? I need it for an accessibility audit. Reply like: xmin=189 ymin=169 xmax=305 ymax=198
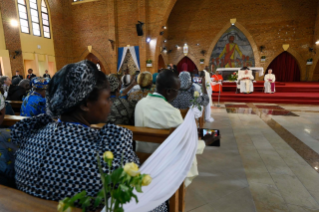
xmin=0 ymin=185 xmax=82 ymax=212
xmin=180 ymin=108 xmax=205 ymax=128
xmin=2 ymin=116 xmax=186 ymax=212
xmin=6 ymin=100 xmax=23 ymax=114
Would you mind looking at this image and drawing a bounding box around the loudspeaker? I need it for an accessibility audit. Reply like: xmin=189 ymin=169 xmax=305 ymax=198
xmin=136 ymin=24 xmax=143 ymax=36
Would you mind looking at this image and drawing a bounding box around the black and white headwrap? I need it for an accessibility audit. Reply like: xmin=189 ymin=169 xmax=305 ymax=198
xmin=46 ymin=61 xmax=97 ymax=116
xmin=179 ymin=71 xmax=192 ymax=90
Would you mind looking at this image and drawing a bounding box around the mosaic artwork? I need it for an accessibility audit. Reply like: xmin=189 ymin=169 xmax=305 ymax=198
xmin=119 ymin=49 xmax=138 ymax=75
xmin=209 ymin=26 xmax=255 ymax=72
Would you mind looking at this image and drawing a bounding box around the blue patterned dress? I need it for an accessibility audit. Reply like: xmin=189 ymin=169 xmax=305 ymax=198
xmin=20 ymin=91 xmax=46 ymax=117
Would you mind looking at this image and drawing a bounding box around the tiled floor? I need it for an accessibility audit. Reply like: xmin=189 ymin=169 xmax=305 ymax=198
xmin=185 ymin=103 xmax=319 ymax=212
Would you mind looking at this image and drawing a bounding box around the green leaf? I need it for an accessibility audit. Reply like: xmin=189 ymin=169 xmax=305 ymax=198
xmin=135 ymin=184 xmax=143 ymax=193
xmin=120 ymin=184 xmax=129 ymax=192
xmin=131 ymin=192 xmax=139 ymax=203
xmin=69 ymin=190 xmax=87 ymax=203
xmin=94 ymin=190 xmax=104 ymax=207
xmin=111 ymin=168 xmax=124 ymax=185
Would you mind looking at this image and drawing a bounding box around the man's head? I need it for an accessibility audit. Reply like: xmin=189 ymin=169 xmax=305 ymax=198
xmin=229 ymin=36 xmax=235 ymax=43
xmin=45 ymin=70 xmax=48 ymax=74
xmin=28 ymin=69 xmax=33 ymax=74
xmin=216 ymin=71 xmax=220 ymax=75
xmin=16 ymin=70 xmax=19 ymax=76
xmin=268 ymin=69 xmax=272 ymax=74
xmin=156 ymin=69 xmax=180 ymax=102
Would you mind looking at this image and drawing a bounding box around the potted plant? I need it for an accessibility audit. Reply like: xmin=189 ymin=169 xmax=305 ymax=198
xmin=261 ymin=56 xmax=266 ymax=62
xmin=228 ymin=72 xmax=238 ymax=81
xmin=200 ymin=59 xmax=205 ymax=64
xmin=146 ymin=59 xmax=152 ymax=67
xmin=307 ymin=58 xmax=313 ymax=65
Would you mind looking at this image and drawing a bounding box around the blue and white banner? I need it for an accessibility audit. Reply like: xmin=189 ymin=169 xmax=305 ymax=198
xmin=117 ymin=46 xmax=141 ymax=72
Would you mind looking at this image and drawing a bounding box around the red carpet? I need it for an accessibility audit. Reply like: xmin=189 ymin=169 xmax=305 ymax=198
xmin=212 ymin=82 xmax=319 ymax=104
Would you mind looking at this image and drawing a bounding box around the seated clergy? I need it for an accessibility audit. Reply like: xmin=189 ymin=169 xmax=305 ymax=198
xmin=211 ymin=71 xmax=223 ymax=93
xmin=238 ymin=67 xmax=254 ymax=94
xmin=20 ymin=77 xmax=48 ymax=117
xmin=264 ymin=69 xmax=276 ymax=94
xmin=12 ymin=60 xmax=167 ymax=212
xmin=135 ymin=69 xmax=216 ymax=186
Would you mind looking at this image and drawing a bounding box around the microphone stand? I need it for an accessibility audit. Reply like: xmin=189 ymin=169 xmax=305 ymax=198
xmin=217 ymin=81 xmax=221 ymax=107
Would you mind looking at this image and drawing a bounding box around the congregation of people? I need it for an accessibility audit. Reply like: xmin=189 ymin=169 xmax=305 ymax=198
xmin=0 ymin=61 xmax=277 ymax=211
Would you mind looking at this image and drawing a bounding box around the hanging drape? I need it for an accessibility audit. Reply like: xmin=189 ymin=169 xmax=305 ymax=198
xmin=177 ymin=57 xmax=198 ymax=73
xmin=117 ymin=46 xmax=141 ymax=72
xmin=266 ymin=52 xmax=301 ymax=82
xmin=101 ymin=109 xmax=198 ymax=212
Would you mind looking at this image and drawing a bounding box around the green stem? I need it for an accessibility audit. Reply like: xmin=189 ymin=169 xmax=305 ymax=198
xmin=96 ymin=153 xmax=109 ymax=212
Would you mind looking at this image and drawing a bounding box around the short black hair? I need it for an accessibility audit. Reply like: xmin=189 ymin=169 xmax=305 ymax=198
xmin=47 ymin=60 xmax=109 ymax=115
xmin=156 ymin=69 xmax=179 ymax=91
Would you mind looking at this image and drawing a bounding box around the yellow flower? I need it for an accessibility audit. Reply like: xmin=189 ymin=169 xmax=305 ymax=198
xmin=123 ymin=162 xmax=140 ymax=177
xmin=194 ymin=91 xmax=200 ymax=98
xmin=0 ymin=152 xmax=2 ymax=157
xmin=103 ymin=151 xmax=114 ymax=162
xmin=7 ymin=148 xmax=12 ymax=152
xmin=7 ymin=161 xmax=12 ymax=165
xmin=142 ymin=174 xmax=152 ymax=186
xmin=5 ymin=129 xmax=10 ymax=132
xmin=7 ymin=138 xmax=11 ymax=142
xmin=57 ymin=201 xmax=73 ymax=212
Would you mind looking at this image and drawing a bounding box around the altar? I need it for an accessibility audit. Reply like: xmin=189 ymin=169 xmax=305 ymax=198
xmin=216 ymin=67 xmax=264 ymax=81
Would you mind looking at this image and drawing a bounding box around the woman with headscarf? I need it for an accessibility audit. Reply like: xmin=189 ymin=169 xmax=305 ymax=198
xmin=0 ymin=93 xmax=18 ymax=188
xmin=171 ymin=71 xmax=209 ymax=109
xmin=128 ymin=71 xmax=155 ymax=105
xmin=12 ymin=60 xmax=167 ymax=212
xmin=107 ymin=74 xmax=135 ymax=125
xmin=20 ymin=77 xmax=48 ymax=117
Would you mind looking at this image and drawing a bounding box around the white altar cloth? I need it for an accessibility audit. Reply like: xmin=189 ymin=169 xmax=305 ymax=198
xmin=216 ymin=67 xmax=264 ymax=76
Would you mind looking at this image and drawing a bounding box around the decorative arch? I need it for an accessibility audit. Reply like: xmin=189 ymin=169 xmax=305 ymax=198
xmin=85 ymin=53 xmax=106 ymax=74
xmin=264 ymin=48 xmax=305 ymax=81
xmin=176 ymin=56 xmax=198 ymax=73
xmin=80 ymin=48 xmax=110 ymax=74
xmin=158 ymin=54 xmax=166 ymax=69
xmin=266 ymin=51 xmax=301 ymax=82
xmin=205 ymin=22 xmax=260 ymax=70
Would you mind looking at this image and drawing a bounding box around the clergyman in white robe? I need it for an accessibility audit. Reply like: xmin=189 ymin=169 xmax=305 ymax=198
xmin=238 ymin=71 xmax=254 ymax=93
xmin=203 ymin=69 xmax=214 ymax=122
xmin=264 ymin=69 xmax=276 ymax=93
xmin=135 ymin=93 xmax=205 ymax=186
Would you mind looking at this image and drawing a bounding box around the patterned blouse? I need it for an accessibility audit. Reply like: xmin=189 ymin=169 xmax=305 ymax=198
xmin=12 ymin=114 xmax=167 ymax=212
xmin=107 ymin=97 xmax=135 ymax=125
xmin=171 ymin=85 xmax=209 ymax=109
xmin=0 ymin=128 xmax=18 ymax=187
xmin=20 ymin=91 xmax=46 ymax=117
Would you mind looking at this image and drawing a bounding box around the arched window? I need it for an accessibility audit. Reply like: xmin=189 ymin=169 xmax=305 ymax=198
xmin=29 ymin=0 xmax=41 ymax=36
xmin=41 ymin=0 xmax=51 ymax=38
xmin=17 ymin=0 xmax=30 ymax=34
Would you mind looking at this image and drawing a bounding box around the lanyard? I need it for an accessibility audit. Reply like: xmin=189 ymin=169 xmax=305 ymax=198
xmin=148 ymin=93 xmax=167 ymax=101
xmin=57 ymin=119 xmax=89 ymax=128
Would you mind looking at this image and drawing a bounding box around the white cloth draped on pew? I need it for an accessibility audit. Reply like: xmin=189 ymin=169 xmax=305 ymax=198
xmin=101 ymin=109 xmax=199 ymax=212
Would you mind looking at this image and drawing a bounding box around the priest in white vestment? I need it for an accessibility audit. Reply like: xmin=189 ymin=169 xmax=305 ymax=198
xmin=238 ymin=68 xmax=254 ymax=94
xmin=135 ymin=70 xmax=215 ymax=187
xmin=264 ymin=69 xmax=276 ymax=93
xmin=203 ymin=67 xmax=214 ymax=122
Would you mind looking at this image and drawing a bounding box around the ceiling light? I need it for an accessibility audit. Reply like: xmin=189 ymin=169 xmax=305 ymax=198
xmin=316 ymin=40 xmax=319 ymax=45
xmin=146 ymin=37 xmax=151 ymax=43
xmin=163 ymin=26 xmax=167 ymax=29
xmin=10 ymin=20 xmax=18 ymax=27
xmin=164 ymin=39 xmax=167 ymax=43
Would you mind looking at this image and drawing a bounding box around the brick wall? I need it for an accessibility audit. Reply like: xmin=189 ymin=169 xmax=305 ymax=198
xmin=0 ymin=0 xmax=24 ymax=76
xmin=164 ymin=0 xmax=319 ymax=81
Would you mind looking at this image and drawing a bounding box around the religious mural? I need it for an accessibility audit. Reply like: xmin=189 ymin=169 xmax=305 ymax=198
xmin=119 ymin=49 xmax=138 ymax=75
xmin=209 ymin=26 xmax=255 ymax=72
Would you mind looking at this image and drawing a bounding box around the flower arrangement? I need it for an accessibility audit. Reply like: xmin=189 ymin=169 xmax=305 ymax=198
xmin=228 ymin=72 xmax=238 ymax=81
xmin=261 ymin=56 xmax=266 ymax=59
xmin=146 ymin=59 xmax=152 ymax=64
xmin=190 ymin=91 xmax=202 ymax=111
xmin=58 ymin=151 xmax=152 ymax=212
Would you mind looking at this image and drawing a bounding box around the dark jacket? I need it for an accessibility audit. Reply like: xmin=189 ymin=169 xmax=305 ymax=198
xmin=7 ymin=85 xmax=26 ymax=101
xmin=12 ymin=75 xmax=23 ymax=80
xmin=26 ymin=74 xmax=36 ymax=80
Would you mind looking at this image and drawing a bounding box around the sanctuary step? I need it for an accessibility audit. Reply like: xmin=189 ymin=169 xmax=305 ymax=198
xmin=221 ymin=82 xmax=319 ymax=93
xmin=212 ymin=92 xmax=319 ymax=105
